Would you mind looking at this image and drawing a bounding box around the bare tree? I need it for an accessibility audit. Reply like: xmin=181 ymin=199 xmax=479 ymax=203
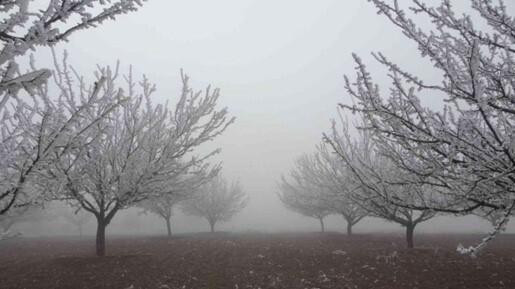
xmin=50 ymin=61 xmax=234 ymax=256
xmin=0 ymin=0 xmax=146 ymax=95
xmin=139 ymin=164 xmax=217 ymax=237
xmin=278 ymin=162 xmax=333 ymax=233
xmin=325 ymin=118 xmax=436 ymax=248
xmin=0 ymin=1 xmax=146 ymax=216
xmin=183 ymin=175 xmax=248 ymax=233
xmin=313 ymin=146 xmax=368 ymax=235
xmin=0 ymin=1 xmax=145 ymax=67
xmin=0 ymin=56 xmax=123 ymax=216
xmin=279 ymin=149 xmax=367 ymax=234
xmin=335 ymin=0 xmax=515 ymax=255
xmin=141 ymin=193 xmax=184 ymax=238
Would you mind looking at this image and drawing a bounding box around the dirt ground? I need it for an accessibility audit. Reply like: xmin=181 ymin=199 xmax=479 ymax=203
xmin=0 ymin=233 xmax=514 ymax=289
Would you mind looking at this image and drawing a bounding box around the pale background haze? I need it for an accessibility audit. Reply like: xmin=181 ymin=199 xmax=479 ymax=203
xmin=21 ymin=0 xmax=515 ymax=236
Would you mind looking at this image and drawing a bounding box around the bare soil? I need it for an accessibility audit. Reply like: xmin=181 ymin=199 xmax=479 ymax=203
xmin=0 ymin=233 xmax=514 ymax=289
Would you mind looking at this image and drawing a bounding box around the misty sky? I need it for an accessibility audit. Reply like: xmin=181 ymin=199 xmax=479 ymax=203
xmin=29 ymin=0 xmax=515 ymax=235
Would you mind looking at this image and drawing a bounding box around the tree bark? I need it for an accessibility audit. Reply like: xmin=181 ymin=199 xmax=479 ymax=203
xmin=319 ymin=217 xmax=325 ymax=233
xmin=346 ymin=221 xmax=353 ymax=236
xmin=165 ymin=217 xmax=172 ymax=238
xmin=96 ymin=218 xmax=107 ymax=256
xmin=406 ymin=223 xmax=415 ymax=249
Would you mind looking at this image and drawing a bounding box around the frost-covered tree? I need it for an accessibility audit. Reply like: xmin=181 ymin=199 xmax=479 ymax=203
xmin=140 ymin=164 xmax=218 ymax=237
xmin=0 ymin=0 xmax=146 ymax=216
xmin=278 ymin=162 xmax=333 ymax=233
xmin=312 ymin=146 xmax=368 ymax=235
xmin=0 ymin=0 xmax=145 ymax=92
xmin=337 ymin=0 xmax=515 ymax=256
xmin=279 ymin=149 xmax=367 ymax=235
xmin=0 ymin=50 xmax=123 ymax=217
xmin=325 ymin=118 xmax=436 ymax=248
xmin=141 ymin=193 xmax=184 ymax=237
xmin=50 ymin=63 xmax=234 ymax=256
xmin=183 ymin=175 xmax=247 ymax=233
xmin=278 ymin=182 xmax=331 ymax=233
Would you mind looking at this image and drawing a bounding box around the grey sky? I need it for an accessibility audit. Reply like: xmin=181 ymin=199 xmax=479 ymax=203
xmin=30 ymin=0 xmax=514 ymax=234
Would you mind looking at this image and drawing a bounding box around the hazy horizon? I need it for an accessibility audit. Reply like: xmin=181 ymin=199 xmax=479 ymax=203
xmin=18 ymin=0 xmax=515 ymax=237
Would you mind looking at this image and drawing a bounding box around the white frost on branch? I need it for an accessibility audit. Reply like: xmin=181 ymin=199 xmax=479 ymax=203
xmin=0 ymin=0 xmax=147 ymax=217
xmin=47 ymin=60 xmax=234 ymax=255
xmin=182 ymin=175 xmax=247 ymax=233
xmin=335 ymin=0 xmax=515 ymax=254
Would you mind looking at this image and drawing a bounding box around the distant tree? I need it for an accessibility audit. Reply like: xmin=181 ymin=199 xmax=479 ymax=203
xmin=141 ymin=193 xmax=184 ymax=237
xmin=278 ymin=161 xmax=333 ymax=233
xmin=140 ymin=165 xmax=218 ymax=237
xmin=50 ymin=62 xmax=234 ymax=256
xmin=326 ymin=118 xmax=436 ymax=248
xmin=183 ymin=175 xmax=248 ymax=233
xmin=279 ymin=149 xmax=367 ymax=234
xmin=337 ymin=0 xmax=515 ymax=256
xmin=0 ymin=0 xmax=146 ymax=216
xmin=311 ymin=146 xmax=368 ymax=235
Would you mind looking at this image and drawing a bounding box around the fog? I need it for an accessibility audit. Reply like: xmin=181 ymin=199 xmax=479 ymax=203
xmin=15 ymin=0 xmax=514 ymax=237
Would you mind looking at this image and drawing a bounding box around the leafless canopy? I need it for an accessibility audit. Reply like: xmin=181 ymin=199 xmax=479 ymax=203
xmin=330 ymin=0 xmax=515 ymax=254
xmin=183 ymin=175 xmax=248 ymax=233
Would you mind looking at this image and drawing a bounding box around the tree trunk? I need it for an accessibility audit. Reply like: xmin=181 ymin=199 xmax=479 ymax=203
xmin=346 ymin=221 xmax=353 ymax=236
xmin=209 ymin=220 xmax=215 ymax=233
xmin=165 ymin=217 xmax=172 ymax=238
xmin=319 ymin=217 xmax=325 ymax=233
xmin=96 ymin=219 xmax=107 ymax=257
xmin=406 ymin=223 xmax=415 ymax=249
